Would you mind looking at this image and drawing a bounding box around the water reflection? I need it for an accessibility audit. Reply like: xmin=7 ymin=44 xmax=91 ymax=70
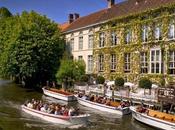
xmin=0 ymin=80 xmax=155 ymax=130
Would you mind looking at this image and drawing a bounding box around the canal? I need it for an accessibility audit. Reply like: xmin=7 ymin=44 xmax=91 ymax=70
xmin=0 ymin=80 xmax=156 ymax=130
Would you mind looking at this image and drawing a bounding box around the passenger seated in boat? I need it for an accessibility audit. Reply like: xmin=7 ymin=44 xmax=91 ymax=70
xmin=90 ymin=95 xmax=95 ymax=101
xmin=60 ymin=106 xmax=66 ymax=115
xmin=68 ymin=107 xmax=75 ymax=116
xmin=136 ymin=106 xmax=147 ymax=113
xmin=40 ymin=106 xmax=47 ymax=112
xmin=47 ymin=104 xmax=55 ymax=114
xmin=82 ymin=95 xmax=88 ymax=100
xmin=96 ymin=96 xmax=103 ymax=103
xmin=101 ymin=97 xmax=107 ymax=104
xmin=105 ymin=99 xmax=111 ymax=106
xmin=94 ymin=95 xmax=98 ymax=102
xmin=55 ymin=105 xmax=61 ymax=115
xmin=27 ymin=102 xmax=33 ymax=108
xmin=78 ymin=93 xmax=83 ymax=98
xmin=63 ymin=108 xmax=69 ymax=116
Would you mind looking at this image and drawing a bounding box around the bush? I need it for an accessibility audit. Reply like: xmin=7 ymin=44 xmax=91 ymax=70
xmin=80 ymin=75 xmax=89 ymax=82
xmin=96 ymin=76 xmax=105 ymax=84
xmin=115 ymin=77 xmax=124 ymax=87
xmin=139 ymin=78 xmax=152 ymax=89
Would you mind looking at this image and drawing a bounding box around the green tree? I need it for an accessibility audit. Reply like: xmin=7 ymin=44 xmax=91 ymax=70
xmin=139 ymin=78 xmax=152 ymax=95
xmin=80 ymin=75 xmax=89 ymax=82
xmin=0 ymin=11 xmax=64 ymax=87
xmin=0 ymin=7 xmax=12 ymax=18
xmin=96 ymin=76 xmax=105 ymax=84
xmin=115 ymin=77 xmax=124 ymax=89
xmin=56 ymin=59 xmax=85 ymax=90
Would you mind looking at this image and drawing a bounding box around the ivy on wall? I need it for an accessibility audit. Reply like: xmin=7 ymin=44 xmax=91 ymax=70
xmin=93 ymin=3 xmax=175 ymax=85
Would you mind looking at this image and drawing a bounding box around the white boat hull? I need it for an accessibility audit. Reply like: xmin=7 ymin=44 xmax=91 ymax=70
xmin=77 ymin=97 xmax=131 ymax=116
xmin=130 ymin=106 xmax=175 ymax=130
xmin=42 ymin=88 xmax=76 ymax=101
xmin=21 ymin=105 xmax=89 ymax=126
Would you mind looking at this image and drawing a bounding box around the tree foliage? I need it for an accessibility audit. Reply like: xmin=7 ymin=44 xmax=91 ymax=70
xmin=56 ymin=59 xmax=85 ymax=89
xmin=115 ymin=77 xmax=124 ymax=87
xmin=139 ymin=78 xmax=152 ymax=89
xmin=0 ymin=10 xmax=64 ymax=87
xmin=80 ymin=75 xmax=89 ymax=82
xmin=96 ymin=76 xmax=105 ymax=84
xmin=0 ymin=7 xmax=12 ymax=18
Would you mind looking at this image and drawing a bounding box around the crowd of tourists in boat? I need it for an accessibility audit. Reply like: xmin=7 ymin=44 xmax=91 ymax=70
xmin=25 ymin=99 xmax=80 ymax=116
xmin=78 ymin=93 xmax=130 ymax=108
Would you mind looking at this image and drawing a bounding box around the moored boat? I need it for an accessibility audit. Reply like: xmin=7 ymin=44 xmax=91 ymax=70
xmin=76 ymin=96 xmax=131 ymax=116
xmin=42 ymin=87 xmax=77 ymax=101
xmin=21 ymin=102 xmax=90 ymax=126
xmin=130 ymin=106 xmax=175 ymax=130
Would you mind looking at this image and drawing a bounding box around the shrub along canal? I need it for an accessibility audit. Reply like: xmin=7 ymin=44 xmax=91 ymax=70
xmin=0 ymin=80 xmax=155 ymax=130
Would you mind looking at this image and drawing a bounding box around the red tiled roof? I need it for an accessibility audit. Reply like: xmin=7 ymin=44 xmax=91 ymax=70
xmin=63 ymin=0 xmax=175 ymax=33
xmin=59 ymin=22 xmax=70 ymax=31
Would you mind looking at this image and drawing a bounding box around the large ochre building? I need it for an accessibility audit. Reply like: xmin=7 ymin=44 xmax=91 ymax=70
xmin=62 ymin=0 xmax=175 ymax=85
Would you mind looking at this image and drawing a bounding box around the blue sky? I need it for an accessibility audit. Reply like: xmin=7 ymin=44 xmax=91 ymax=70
xmin=0 ymin=0 xmax=124 ymax=24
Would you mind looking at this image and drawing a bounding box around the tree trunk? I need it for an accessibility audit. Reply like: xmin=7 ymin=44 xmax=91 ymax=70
xmin=149 ymin=89 xmax=151 ymax=95
xmin=144 ymin=88 xmax=145 ymax=95
xmin=62 ymin=81 xmax=67 ymax=91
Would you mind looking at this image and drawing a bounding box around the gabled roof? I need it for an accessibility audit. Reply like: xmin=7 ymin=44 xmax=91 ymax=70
xmin=63 ymin=0 xmax=175 ymax=33
xmin=59 ymin=22 xmax=70 ymax=31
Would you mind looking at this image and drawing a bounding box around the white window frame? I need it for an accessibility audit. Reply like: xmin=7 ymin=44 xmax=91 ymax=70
xmin=168 ymin=20 xmax=175 ymax=39
xmin=98 ymin=54 xmax=104 ymax=72
xmin=78 ymin=36 xmax=83 ymax=50
xmin=125 ymin=29 xmax=132 ymax=44
xmin=99 ymin=32 xmax=105 ymax=47
xmin=78 ymin=55 xmax=83 ymax=60
xmin=111 ymin=54 xmax=116 ymax=71
xmin=124 ymin=53 xmax=130 ymax=73
xmin=154 ymin=24 xmax=162 ymax=40
xmin=142 ymin=25 xmax=149 ymax=43
xmin=70 ymin=38 xmax=74 ymax=51
xmin=88 ymin=55 xmax=93 ymax=72
xmin=150 ymin=48 xmax=162 ymax=74
xmin=88 ymin=34 xmax=93 ymax=49
xmin=140 ymin=52 xmax=148 ymax=73
xmin=169 ymin=50 xmax=175 ymax=75
xmin=111 ymin=31 xmax=117 ymax=46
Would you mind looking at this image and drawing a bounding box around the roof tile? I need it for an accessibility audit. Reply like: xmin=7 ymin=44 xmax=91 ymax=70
xmin=63 ymin=0 xmax=175 ymax=32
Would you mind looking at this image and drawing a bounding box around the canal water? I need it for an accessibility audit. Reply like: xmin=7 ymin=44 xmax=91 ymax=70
xmin=0 ymin=80 xmax=156 ymax=130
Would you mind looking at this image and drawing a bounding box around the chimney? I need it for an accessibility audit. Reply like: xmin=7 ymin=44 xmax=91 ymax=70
xmin=68 ymin=14 xmax=74 ymax=23
xmin=107 ymin=0 xmax=115 ymax=8
xmin=74 ymin=13 xmax=80 ymax=20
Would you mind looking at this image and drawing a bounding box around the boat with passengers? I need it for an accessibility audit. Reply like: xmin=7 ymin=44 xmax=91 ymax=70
xmin=76 ymin=94 xmax=131 ymax=116
xmin=131 ymin=84 xmax=175 ymax=130
xmin=131 ymin=106 xmax=175 ymax=130
xmin=21 ymin=99 xmax=89 ymax=126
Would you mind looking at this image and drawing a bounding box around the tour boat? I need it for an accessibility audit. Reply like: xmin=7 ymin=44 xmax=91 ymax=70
xmin=21 ymin=105 xmax=90 ymax=126
xmin=130 ymin=106 xmax=175 ymax=130
xmin=42 ymin=87 xmax=77 ymax=101
xmin=76 ymin=97 xmax=131 ymax=116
